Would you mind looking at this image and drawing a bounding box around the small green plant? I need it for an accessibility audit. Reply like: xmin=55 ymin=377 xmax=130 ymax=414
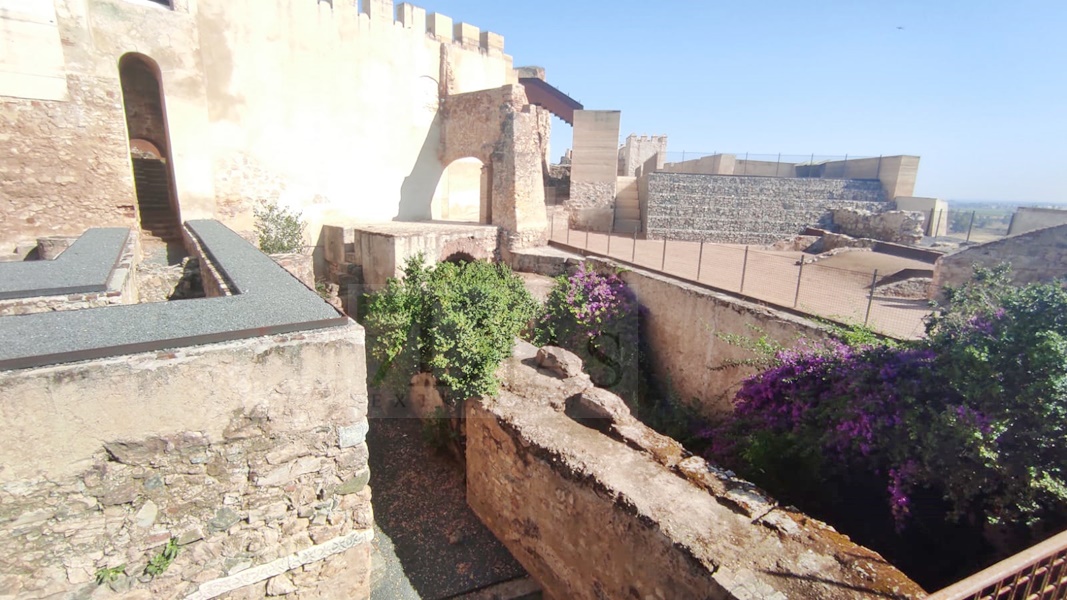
xmin=94 ymin=565 xmax=126 ymax=585
xmin=253 ymin=199 xmax=307 ymax=254
xmin=421 ymin=406 xmax=459 ymax=448
xmin=144 ymin=538 xmax=179 ymax=577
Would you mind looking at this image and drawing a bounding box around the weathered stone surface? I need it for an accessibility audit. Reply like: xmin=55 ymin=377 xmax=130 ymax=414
xmin=0 ymin=325 xmax=371 ymax=599
xmin=467 ymin=355 xmax=926 ymax=600
xmin=933 ymin=223 xmax=1067 ymax=300
xmin=336 ymin=470 xmax=371 ymax=496
xmin=535 ymin=346 xmax=584 ymax=379
xmin=564 ymin=388 xmax=634 ymax=430
xmin=408 ymin=373 xmax=446 ymax=420
xmin=832 ymin=207 xmax=924 ymax=244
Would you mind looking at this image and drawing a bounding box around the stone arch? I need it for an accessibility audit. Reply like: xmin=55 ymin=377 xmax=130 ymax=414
xmin=431 ymin=157 xmax=489 ymax=224
xmin=119 ymin=53 xmax=182 ymax=250
xmin=440 ymin=85 xmax=548 ymax=250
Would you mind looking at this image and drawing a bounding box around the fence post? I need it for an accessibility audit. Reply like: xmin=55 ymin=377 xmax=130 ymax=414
xmin=697 ymin=239 xmax=705 ymax=281
xmin=865 ymin=269 xmax=878 ymax=327
xmin=606 ymin=222 xmax=613 ymax=256
xmin=928 ymin=208 xmax=935 ymax=236
xmin=967 ymin=211 xmax=976 ymax=242
xmin=794 ymin=259 xmax=805 ymax=308
xmin=775 ymin=153 xmax=781 ymax=177
xmin=631 ymin=230 xmax=637 ymax=263
xmin=934 ymin=209 xmax=943 ymax=238
xmin=566 ymin=220 xmax=571 ymax=245
xmin=660 ymin=236 xmax=668 ymax=271
xmin=550 ymin=212 xmax=555 ymax=241
xmin=742 ymin=152 xmax=749 ymax=176
xmin=740 ymin=246 xmax=750 ymax=293
xmin=584 ymin=228 xmax=589 ymax=249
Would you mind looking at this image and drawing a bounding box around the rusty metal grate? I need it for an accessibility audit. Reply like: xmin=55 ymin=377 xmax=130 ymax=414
xmin=928 ymin=530 xmax=1067 ymax=600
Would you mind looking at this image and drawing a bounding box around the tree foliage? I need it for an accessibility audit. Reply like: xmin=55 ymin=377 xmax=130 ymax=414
xmin=710 ymin=265 xmax=1067 ymax=531
xmin=363 ymin=255 xmax=537 ymax=404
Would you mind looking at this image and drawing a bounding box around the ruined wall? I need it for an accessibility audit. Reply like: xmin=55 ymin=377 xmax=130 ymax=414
xmin=0 ymin=324 xmax=372 ymax=599
xmin=1008 ymin=207 xmax=1067 ymax=236
xmin=832 ymin=207 xmax=925 ymax=244
xmin=467 ymin=347 xmax=924 ymax=599
xmin=607 ymin=260 xmax=831 ymax=419
xmin=645 ymin=172 xmax=887 ymax=243
xmin=932 ymin=223 xmax=1067 ymax=298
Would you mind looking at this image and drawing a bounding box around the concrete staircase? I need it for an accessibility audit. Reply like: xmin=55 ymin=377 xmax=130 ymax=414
xmin=132 ymin=158 xmax=181 ymax=245
xmin=613 ymin=176 xmax=641 ymax=233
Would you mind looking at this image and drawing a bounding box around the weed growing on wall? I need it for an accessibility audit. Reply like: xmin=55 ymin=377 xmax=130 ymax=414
xmin=363 ymin=255 xmax=537 ymax=404
xmin=253 ymin=199 xmax=307 ymax=254
xmin=532 ymin=262 xmax=642 ymax=403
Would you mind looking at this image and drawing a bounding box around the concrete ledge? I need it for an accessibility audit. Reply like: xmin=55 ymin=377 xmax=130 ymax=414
xmin=0 ymin=228 xmax=130 ymax=300
xmin=0 ymin=220 xmax=347 ymax=371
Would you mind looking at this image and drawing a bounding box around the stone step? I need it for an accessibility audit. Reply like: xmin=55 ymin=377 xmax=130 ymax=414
xmin=612 ymin=219 xmax=642 ymax=234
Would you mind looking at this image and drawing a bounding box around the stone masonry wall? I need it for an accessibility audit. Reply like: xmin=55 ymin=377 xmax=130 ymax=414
xmin=0 ymin=230 xmax=140 ymax=316
xmin=467 ymin=343 xmax=925 ymax=599
xmin=932 ymin=223 xmax=1067 ymax=299
xmin=645 ymin=172 xmax=887 ymax=244
xmin=0 ymin=324 xmax=372 ymax=599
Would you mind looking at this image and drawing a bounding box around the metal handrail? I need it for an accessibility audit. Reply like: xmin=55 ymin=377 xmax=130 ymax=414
xmin=927 ymin=529 xmax=1067 ymax=600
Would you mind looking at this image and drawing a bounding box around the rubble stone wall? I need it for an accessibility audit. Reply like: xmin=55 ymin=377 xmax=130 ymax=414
xmin=466 ymin=345 xmax=925 ymax=599
xmin=933 ymin=223 xmax=1067 ymax=299
xmin=832 ymin=207 xmax=925 ymax=245
xmin=645 ymin=172 xmax=887 ymax=243
xmin=0 ymin=324 xmax=372 ymax=599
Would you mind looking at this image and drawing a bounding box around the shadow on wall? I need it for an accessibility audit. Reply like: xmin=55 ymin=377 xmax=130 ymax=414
xmin=396 ymin=117 xmax=444 ymax=221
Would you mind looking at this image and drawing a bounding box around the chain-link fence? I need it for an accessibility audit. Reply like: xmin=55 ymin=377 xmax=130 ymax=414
xmin=548 ymin=216 xmax=930 ymax=340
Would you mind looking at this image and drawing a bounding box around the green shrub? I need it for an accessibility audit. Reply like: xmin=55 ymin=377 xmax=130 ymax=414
xmin=363 ymin=255 xmax=537 ymax=403
xmin=253 ymin=199 xmax=307 ymax=254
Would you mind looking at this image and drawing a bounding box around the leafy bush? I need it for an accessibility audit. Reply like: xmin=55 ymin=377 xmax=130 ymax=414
xmin=709 ymin=265 xmax=1067 ymax=534
xmin=363 ymin=255 xmax=537 ymax=403
xmin=532 ymin=263 xmax=641 ymax=401
xmin=253 ymin=199 xmax=307 ymax=254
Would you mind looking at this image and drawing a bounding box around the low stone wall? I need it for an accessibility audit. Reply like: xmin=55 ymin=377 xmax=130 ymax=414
xmin=0 ymin=230 xmax=139 ymax=315
xmin=645 ymin=172 xmax=887 ymax=244
xmin=0 ymin=324 xmax=372 ymax=599
xmin=832 ymin=207 xmax=924 ymax=245
xmin=932 ymin=223 xmax=1067 ymax=299
xmin=467 ymin=344 xmax=925 ymax=599
xmin=587 ymin=257 xmax=831 ymax=419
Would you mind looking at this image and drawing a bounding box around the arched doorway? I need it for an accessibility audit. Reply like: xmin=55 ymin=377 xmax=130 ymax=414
xmin=431 ymin=157 xmax=490 ymax=224
xmin=119 ymin=54 xmax=182 ymax=255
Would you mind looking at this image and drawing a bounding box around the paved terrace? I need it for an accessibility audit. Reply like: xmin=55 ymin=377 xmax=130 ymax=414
xmin=0 ymin=220 xmax=347 ymax=370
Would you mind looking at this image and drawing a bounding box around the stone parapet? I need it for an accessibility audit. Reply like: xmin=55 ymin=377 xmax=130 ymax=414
xmin=0 ymin=323 xmax=371 ymax=599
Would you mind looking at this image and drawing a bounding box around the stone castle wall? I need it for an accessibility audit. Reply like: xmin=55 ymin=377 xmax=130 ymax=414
xmin=645 ymin=172 xmax=887 ymax=244
xmin=0 ymin=0 xmax=515 ymax=251
xmin=0 ymin=325 xmax=372 ymax=599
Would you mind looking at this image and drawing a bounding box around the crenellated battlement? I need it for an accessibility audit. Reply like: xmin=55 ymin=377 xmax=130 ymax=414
xmin=626 ymin=134 xmax=668 ymax=143
xmin=344 ymin=0 xmax=505 ymax=53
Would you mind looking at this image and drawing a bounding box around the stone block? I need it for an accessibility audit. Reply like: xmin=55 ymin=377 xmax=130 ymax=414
xmin=338 ymin=419 xmax=369 ymax=449
xmin=480 ymin=31 xmax=504 ymax=52
xmin=427 ymin=13 xmax=452 ymax=40
xmin=453 ymin=22 xmax=479 ymax=46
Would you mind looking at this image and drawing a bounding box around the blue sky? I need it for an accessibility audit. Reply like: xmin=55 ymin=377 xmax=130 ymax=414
xmin=430 ymin=0 xmax=1066 ymax=204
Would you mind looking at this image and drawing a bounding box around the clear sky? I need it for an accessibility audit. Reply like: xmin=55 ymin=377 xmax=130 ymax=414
xmin=429 ymin=0 xmax=1066 ymax=204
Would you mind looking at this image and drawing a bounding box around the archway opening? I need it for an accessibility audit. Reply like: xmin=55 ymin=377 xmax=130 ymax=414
xmin=431 ymin=157 xmax=490 ymax=224
xmin=119 ymin=53 xmax=182 ymax=255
